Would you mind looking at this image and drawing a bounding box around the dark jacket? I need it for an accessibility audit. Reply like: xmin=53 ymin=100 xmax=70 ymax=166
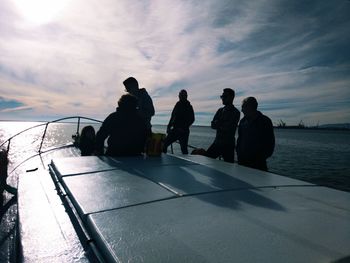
xmin=136 ymin=88 xmax=155 ymax=127
xmin=95 ymin=108 xmax=148 ymax=156
xmin=167 ymin=100 xmax=195 ymax=131
xmin=236 ymin=111 xmax=275 ymax=170
xmin=211 ymin=104 xmax=240 ymax=145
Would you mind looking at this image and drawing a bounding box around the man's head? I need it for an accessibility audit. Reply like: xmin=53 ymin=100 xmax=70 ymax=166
xmin=179 ymin=89 xmax=188 ymax=101
xmin=241 ymin=97 xmax=258 ymax=118
xmin=118 ymin=94 xmax=138 ymax=111
xmin=220 ymin=88 xmax=235 ymax=106
xmin=123 ymin=77 xmax=139 ymax=95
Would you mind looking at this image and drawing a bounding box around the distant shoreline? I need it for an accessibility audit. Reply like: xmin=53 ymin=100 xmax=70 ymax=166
xmin=274 ymin=126 xmax=350 ymax=131
xmin=1 ymin=120 xmax=349 ymax=131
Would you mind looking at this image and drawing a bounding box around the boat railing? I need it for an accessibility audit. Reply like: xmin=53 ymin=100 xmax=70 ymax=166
xmin=1 ymin=117 xmax=201 ymax=173
xmin=0 ymin=116 xmax=103 ymax=154
xmin=0 ymin=116 xmax=103 ymax=174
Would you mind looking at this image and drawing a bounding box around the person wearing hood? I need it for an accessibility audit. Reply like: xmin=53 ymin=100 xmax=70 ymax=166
xmin=163 ymin=89 xmax=195 ymax=154
xmin=95 ymin=94 xmax=148 ymax=156
xmin=236 ymin=96 xmax=275 ymax=171
xmin=123 ymin=77 xmax=155 ymax=130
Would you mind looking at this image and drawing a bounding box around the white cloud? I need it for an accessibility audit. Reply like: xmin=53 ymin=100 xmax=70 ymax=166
xmin=0 ymin=0 xmax=349 ymax=125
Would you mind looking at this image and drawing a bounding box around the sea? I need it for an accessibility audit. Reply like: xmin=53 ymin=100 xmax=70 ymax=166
xmin=1 ymin=121 xmax=350 ymax=261
xmin=0 ymin=121 xmax=350 ymax=192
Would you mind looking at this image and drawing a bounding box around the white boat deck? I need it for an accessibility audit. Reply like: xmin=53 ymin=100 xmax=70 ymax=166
xmin=18 ymin=153 xmax=350 ymax=262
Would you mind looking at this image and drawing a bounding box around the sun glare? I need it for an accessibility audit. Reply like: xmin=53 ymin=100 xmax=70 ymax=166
xmin=14 ymin=0 xmax=70 ymax=25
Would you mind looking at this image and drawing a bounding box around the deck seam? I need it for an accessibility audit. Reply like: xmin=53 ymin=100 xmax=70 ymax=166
xmin=85 ymin=184 xmax=321 ymax=216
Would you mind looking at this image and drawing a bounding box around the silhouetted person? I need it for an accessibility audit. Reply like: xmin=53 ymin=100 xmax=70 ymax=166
xmin=163 ymin=90 xmax=195 ymax=154
xmin=123 ymin=77 xmax=155 ymax=130
xmin=95 ymin=94 xmax=148 ymax=156
xmin=79 ymin=125 xmax=95 ymax=156
xmin=236 ymin=97 xmax=275 ymax=171
xmin=0 ymin=149 xmax=17 ymax=205
xmin=205 ymin=88 xmax=240 ymax=163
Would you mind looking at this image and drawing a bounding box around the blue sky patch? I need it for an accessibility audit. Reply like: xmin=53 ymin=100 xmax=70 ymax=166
xmin=0 ymin=97 xmax=25 ymax=110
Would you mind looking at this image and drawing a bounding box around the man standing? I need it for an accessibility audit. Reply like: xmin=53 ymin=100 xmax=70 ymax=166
xmin=205 ymin=88 xmax=240 ymax=163
xmin=163 ymin=89 xmax=195 ymax=154
xmin=123 ymin=77 xmax=155 ymax=129
xmin=236 ymin=97 xmax=275 ymax=171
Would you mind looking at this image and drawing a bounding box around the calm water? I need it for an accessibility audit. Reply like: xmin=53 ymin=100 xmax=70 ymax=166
xmin=155 ymin=125 xmax=350 ymax=192
xmin=1 ymin=122 xmax=350 ymax=192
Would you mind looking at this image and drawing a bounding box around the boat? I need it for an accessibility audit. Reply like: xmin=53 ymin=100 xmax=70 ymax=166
xmin=1 ymin=116 xmax=350 ymax=262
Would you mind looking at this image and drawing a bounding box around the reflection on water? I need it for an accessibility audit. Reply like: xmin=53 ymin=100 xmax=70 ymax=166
xmin=0 ymin=122 xmax=102 ymax=172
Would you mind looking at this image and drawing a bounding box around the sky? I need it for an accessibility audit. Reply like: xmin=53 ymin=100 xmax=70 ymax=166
xmin=0 ymin=0 xmax=349 ymax=126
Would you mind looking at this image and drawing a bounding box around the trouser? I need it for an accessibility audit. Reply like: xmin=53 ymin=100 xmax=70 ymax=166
xmin=163 ymin=128 xmax=190 ymax=154
xmin=206 ymin=142 xmax=235 ymax=163
xmin=238 ymin=158 xmax=268 ymax=171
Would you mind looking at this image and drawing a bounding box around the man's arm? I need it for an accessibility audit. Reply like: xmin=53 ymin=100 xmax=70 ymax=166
xmin=95 ymin=114 xmax=113 ymax=155
xmin=188 ymin=105 xmax=195 ymax=126
xmin=262 ymin=116 xmax=275 ymax=158
xmin=211 ymin=109 xmax=221 ymax=129
xmin=216 ymin=108 xmax=240 ymax=132
xmin=143 ymin=92 xmax=155 ymax=117
xmin=167 ymin=104 xmax=177 ymax=133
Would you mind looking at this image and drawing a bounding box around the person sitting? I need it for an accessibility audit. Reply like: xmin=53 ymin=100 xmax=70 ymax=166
xmin=79 ymin=125 xmax=96 ymax=156
xmin=163 ymin=89 xmax=195 ymax=154
xmin=236 ymin=97 xmax=275 ymax=171
xmin=95 ymin=94 xmax=148 ymax=156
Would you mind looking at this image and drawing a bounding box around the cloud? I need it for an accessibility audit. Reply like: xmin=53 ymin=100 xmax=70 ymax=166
xmin=0 ymin=0 xmax=349 ymax=125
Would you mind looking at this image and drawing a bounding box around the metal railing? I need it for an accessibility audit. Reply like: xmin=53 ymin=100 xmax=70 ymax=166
xmin=0 ymin=116 xmax=102 ymax=154
xmin=0 ymin=116 xmax=103 ymax=174
xmin=0 ymin=117 xmax=203 ymax=174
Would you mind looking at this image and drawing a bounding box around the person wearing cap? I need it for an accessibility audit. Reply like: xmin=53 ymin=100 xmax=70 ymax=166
xmin=123 ymin=77 xmax=155 ymax=130
xmin=163 ymin=89 xmax=195 ymax=154
xmin=205 ymin=88 xmax=240 ymax=163
xmin=236 ymin=97 xmax=275 ymax=171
